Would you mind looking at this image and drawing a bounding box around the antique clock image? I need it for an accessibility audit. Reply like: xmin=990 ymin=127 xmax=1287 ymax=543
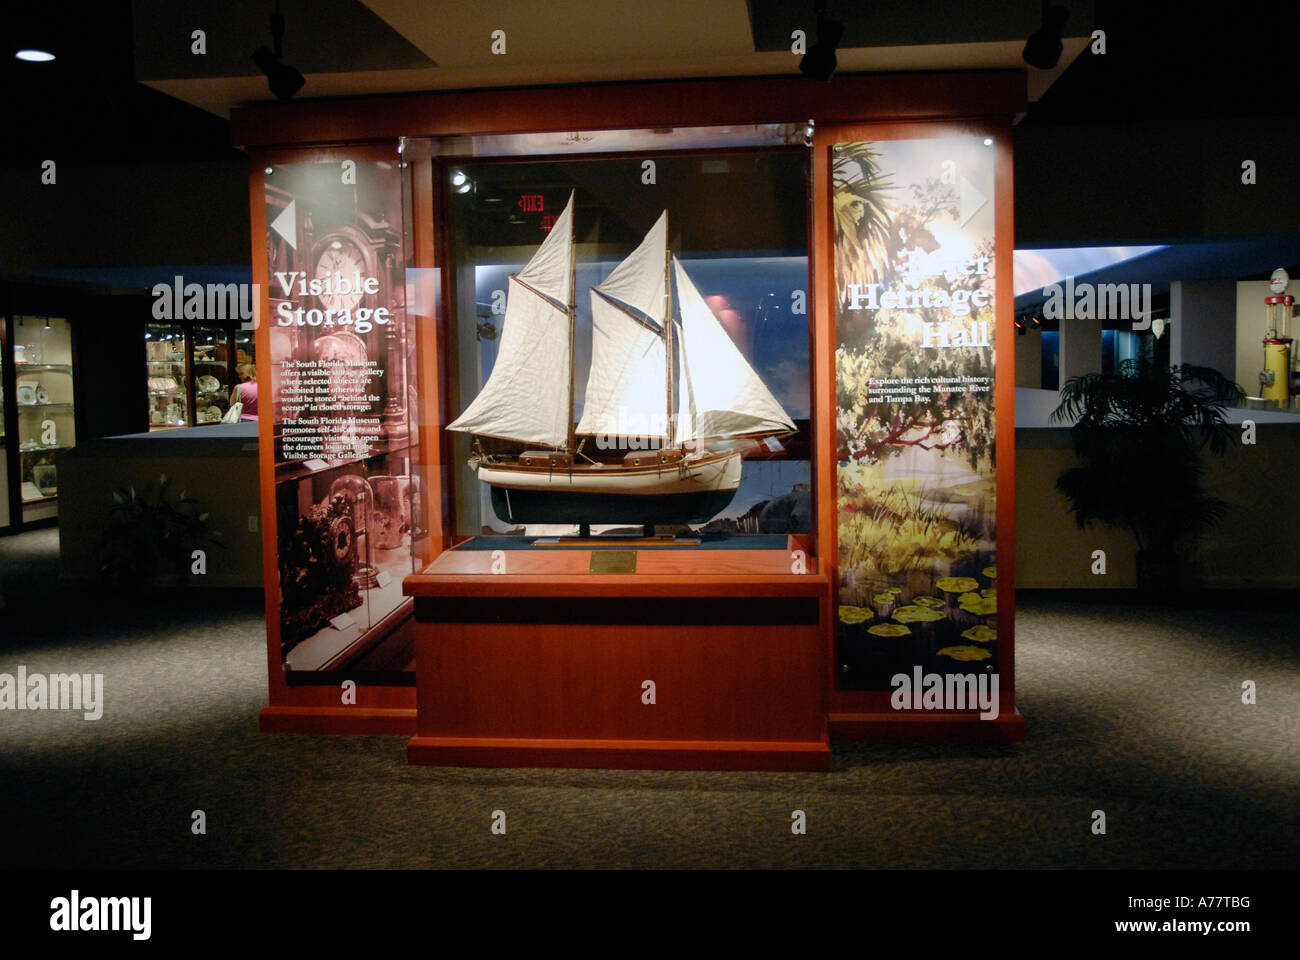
xmin=305 ymin=212 xmax=408 ymax=444
xmin=314 ymin=235 xmax=369 ymax=312
xmin=306 ymin=218 xmax=387 ymax=310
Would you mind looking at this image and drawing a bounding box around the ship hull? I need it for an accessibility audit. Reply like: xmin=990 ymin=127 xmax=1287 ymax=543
xmin=480 ymin=450 xmax=742 ymax=525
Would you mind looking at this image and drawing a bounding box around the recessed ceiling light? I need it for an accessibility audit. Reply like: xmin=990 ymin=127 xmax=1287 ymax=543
xmin=983 ymin=138 xmax=994 ymax=146
xmin=15 ymin=49 xmax=55 ymax=62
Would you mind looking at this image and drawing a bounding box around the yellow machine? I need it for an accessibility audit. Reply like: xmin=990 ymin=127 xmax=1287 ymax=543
xmin=1262 ymin=338 xmax=1290 ymax=405
xmin=1260 ymin=293 xmax=1293 ymax=407
xmin=1258 ymin=277 xmax=1289 ymax=403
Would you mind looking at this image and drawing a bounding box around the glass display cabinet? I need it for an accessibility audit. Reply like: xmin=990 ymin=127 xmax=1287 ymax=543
xmin=145 ymin=322 xmax=255 ymax=429
xmin=439 ymin=142 xmax=813 ymax=546
xmin=145 ymin=321 xmax=188 ymax=430
xmin=13 ymin=315 xmax=76 ymax=524
xmin=192 ymin=324 xmax=232 ymax=423
xmin=394 ymin=126 xmax=828 ymax=770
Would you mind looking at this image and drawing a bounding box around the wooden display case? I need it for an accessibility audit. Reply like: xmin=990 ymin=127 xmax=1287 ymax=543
xmin=234 ymin=71 xmax=1026 ymax=762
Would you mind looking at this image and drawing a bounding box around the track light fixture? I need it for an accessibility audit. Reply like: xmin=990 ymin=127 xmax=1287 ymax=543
xmin=800 ymin=0 xmax=844 ymax=82
xmin=1022 ymin=0 xmax=1069 ymax=70
xmin=252 ymin=0 xmax=306 ymax=101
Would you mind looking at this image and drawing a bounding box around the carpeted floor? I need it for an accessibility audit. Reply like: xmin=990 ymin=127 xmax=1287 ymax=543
xmin=1 ymin=529 xmax=1297 ymax=869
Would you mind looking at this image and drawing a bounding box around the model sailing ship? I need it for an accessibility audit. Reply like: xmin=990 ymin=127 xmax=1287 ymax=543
xmin=448 ymin=191 xmax=795 ymax=528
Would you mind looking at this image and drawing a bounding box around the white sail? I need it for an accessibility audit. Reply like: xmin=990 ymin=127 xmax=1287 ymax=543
xmin=515 ymin=191 xmax=575 ymax=305
xmin=447 ymin=192 xmax=575 ymax=447
xmin=592 ymin=211 xmax=668 ymax=321
xmin=576 ymin=293 xmax=668 ymax=439
xmin=446 ymin=276 xmax=571 ymax=446
xmin=672 ymin=256 xmax=796 ymax=443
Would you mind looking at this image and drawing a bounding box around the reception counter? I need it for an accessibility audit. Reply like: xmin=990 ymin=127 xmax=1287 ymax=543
xmin=58 ymin=422 xmax=262 ymax=588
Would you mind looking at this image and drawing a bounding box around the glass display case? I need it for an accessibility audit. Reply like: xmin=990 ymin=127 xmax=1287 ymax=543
xmin=145 ymin=322 xmax=188 ymax=430
xmin=440 ymin=145 xmax=813 ymax=547
xmin=14 ymin=316 xmax=76 ymax=520
xmin=192 ymin=324 xmax=232 ymax=424
xmin=145 ymin=322 xmax=255 ymax=429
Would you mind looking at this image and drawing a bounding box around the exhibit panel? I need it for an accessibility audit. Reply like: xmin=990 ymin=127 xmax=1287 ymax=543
xmin=252 ymin=146 xmax=421 ymax=733
xmin=817 ymin=121 xmax=1023 ymax=740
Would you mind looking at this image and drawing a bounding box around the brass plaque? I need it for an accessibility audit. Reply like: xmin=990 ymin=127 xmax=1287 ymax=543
xmin=589 ymin=550 xmax=637 ymax=574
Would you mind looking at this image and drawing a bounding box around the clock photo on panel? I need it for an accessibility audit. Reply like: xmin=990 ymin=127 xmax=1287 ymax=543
xmin=311 ymin=226 xmax=380 ymax=313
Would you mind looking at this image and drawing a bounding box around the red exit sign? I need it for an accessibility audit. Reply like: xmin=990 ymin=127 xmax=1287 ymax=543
xmin=518 ymin=194 xmax=545 ymax=212
xmin=541 ymin=214 xmax=558 ymax=233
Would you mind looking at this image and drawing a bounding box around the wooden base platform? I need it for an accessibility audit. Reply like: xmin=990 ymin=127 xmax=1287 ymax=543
xmin=407 ymin=736 xmax=829 ymax=771
xmin=403 ymin=540 xmax=830 ymax=771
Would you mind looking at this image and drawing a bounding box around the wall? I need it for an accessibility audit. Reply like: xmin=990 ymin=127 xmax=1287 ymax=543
xmin=1017 ymin=424 xmax=1300 ymax=589
xmin=1015 ymin=115 xmax=1300 ymax=247
xmin=0 ymin=160 xmax=248 ymax=271
xmin=1014 ymin=326 xmax=1043 ymax=387
xmin=1171 ymin=280 xmax=1236 ymax=380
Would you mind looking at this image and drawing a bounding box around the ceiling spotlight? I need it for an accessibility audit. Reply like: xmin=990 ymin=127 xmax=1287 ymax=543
xmin=451 ymin=170 xmax=472 ymax=194
xmin=1030 ymin=314 xmax=1042 ymax=330
xmin=44 ymin=318 xmax=51 ymax=330
xmin=983 ymin=137 xmax=994 ymax=146
xmin=265 ymin=166 xmax=273 ymax=175
xmin=252 ymin=1 xmax=306 ymax=101
xmin=14 ymin=49 xmax=55 ymax=62
xmin=1022 ymin=1 xmax=1070 ymax=70
xmin=800 ymin=0 xmax=844 ymax=82
xmin=1015 ymin=315 xmax=1026 ymax=335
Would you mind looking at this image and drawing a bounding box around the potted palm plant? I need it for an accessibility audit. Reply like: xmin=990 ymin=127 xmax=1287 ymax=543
xmin=1050 ymin=357 xmax=1244 ymax=592
xmin=96 ymin=474 xmax=225 ymax=587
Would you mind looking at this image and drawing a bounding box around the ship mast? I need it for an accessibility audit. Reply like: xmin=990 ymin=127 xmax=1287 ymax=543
xmin=662 ymin=212 xmax=675 ymax=450
xmin=566 ymin=192 xmax=577 ymax=455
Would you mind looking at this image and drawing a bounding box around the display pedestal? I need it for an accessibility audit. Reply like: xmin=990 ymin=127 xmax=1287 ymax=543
xmin=403 ymin=540 xmax=831 ymax=771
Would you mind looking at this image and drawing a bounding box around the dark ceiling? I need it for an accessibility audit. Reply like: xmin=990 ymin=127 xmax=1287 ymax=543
xmin=131 ymin=0 xmax=434 ymax=81
xmin=0 ymin=1 xmax=239 ymax=163
xmin=4 ymin=0 xmax=1295 ymax=162
xmin=1022 ymin=0 xmax=1298 ymax=125
xmin=748 ymin=0 xmax=1096 ymax=51
xmin=2 ymin=0 xmax=1298 ymax=257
